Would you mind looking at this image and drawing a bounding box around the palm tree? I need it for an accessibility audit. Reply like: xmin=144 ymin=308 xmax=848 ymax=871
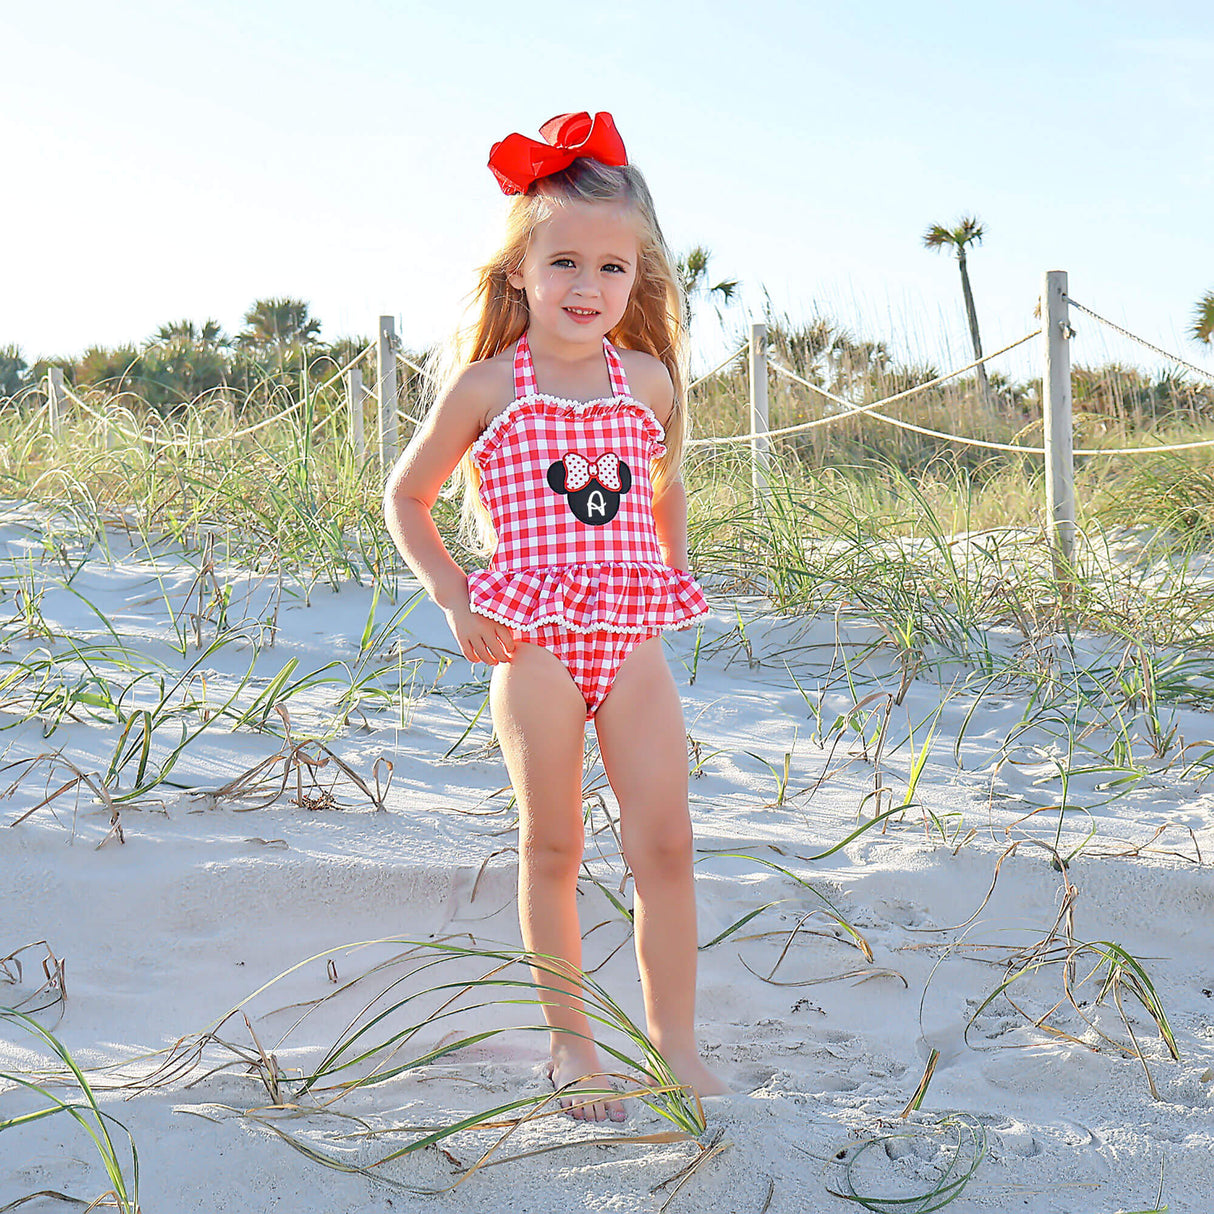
xmin=237 ymin=298 xmax=321 ymax=372
xmin=25 ymin=357 xmax=75 ymax=394
xmin=676 ymin=246 xmax=738 ymax=329
xmin=0 ymin=344 xmax=28 ymax=397
xmin=140 ymin=319 xmax=232 ymax=409
xmin=1193 ymin=291 xmax=1214 ymax=345
xmin=828 ymin=337 xmax=892 ymax=397
xmin=152 ymin=318 xmax=229 ymax=350
xmin=77 ymin=345 xmax=144 ymax=390
xmin=764 ymin=312 xmax=838 ymax=384
xmin=323 ymin=335 xmax=375 ymax=371
xmin=923 ymin=216 xmax=993 ymax=409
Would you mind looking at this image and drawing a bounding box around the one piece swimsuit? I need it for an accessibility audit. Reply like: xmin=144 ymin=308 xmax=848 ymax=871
xmin=467 ymin=332 xmax=709 ymax=719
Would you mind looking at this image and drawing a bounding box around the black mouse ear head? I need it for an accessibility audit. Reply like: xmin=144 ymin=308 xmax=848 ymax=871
xmin=546 ymin=460 xmax=567 ymax=493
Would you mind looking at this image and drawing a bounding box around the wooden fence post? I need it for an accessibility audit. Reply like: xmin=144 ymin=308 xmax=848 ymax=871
xmin=1042 ymin=270 xmax=1075 ymax=576
xmin=47 ymin=367 xmax=64 ymax=439
xmin=749 ymin=321 xmax=769 ymax=501
xmin=377 ymin=315 xmax=399 ymax=469
xmin=346 ymin=367 xmax=365 ymax=463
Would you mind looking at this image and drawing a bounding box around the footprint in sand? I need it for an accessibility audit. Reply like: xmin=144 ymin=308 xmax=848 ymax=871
xmin=915 ymin=1019 xmax=969 ymax=1068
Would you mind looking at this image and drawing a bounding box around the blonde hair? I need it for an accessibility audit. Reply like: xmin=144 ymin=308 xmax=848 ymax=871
xmin=428 ymin=158 xmax=689 ymax=553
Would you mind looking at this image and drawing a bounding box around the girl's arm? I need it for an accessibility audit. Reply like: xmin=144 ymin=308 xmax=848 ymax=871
xmin=636 ymin=357 xmax=691 ymax=572
xmin=652 ymin=476 xmax=691 ymax=572
xmin=383 ymin=369 xmax=516 ymax=664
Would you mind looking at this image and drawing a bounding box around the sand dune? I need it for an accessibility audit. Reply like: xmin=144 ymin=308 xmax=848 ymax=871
xmin=3 ymin=515 xmax=1212 ymax=1212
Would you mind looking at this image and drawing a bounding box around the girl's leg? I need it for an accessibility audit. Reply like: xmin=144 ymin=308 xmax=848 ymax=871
xmin=490 ymin=640 xmax=626 ymax=1122
xmin=593 ymin=637 xmax=730 ymax=1098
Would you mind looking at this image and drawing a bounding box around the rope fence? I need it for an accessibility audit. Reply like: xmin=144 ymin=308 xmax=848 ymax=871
xmin=1066 ymin=298 xmax=1214 ymax=385
xmin=687 ymin=343 xmax=751 ymax=392
xmin=688 ymin=329 xmax=1045 ymax=450
xmin=19 ymin=276 xmax=1214 ymax=576
xmin=682 ymin=272 xmax=1213 ymax=575
xmin=52 ymin=341 xmax=379 ymax=452
xmin=396 ymin=350 xmax=429 ymax=379
xmin=688 ymin=333 xmax=1214 ymax=459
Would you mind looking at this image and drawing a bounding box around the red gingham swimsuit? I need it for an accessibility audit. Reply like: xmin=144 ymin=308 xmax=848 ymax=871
xmin=467 ymin=333 xmax=709 ymax=718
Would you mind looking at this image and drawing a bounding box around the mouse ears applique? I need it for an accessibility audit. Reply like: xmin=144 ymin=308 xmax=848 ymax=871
xmin=547 ymin=451 xmax=632 ymax=526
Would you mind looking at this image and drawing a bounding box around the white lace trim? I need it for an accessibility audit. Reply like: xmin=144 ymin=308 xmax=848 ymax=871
xmin=478 ymin=559 xmax=684 ymax=575
xmin=467 ymin=600 xmax=707 ymax=635
xmin=470 ymin=392 xmax=667 ymax=466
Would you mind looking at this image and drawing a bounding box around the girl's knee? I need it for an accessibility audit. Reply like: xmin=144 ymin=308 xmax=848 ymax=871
xmin=624 ymin=820 xmax=693 ymax=879
xmin=521 ymin=833 xmax=584 ymax=881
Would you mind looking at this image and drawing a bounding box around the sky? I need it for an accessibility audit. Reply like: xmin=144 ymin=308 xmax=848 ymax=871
xmin=3 ymin=0 xmax=1212 ymax=382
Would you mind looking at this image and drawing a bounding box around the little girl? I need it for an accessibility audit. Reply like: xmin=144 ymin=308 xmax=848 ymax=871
xmin=383 ymin=111 xmax=728 ymax=1123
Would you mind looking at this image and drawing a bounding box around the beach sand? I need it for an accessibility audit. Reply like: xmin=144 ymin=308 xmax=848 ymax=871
xmin=3 ymin=515 xmax=1213 ymax=1212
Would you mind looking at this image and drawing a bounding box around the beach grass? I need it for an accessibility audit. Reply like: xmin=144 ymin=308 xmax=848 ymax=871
xmin=0 ymin=1008 xmax=141 ymax=1213
xmin=3 ymin=342 xmax=1214 ymax=1205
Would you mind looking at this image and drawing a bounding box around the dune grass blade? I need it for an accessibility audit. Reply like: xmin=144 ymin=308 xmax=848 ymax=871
xmin=243 ymin=1096 xmax=693 ymax=1197
xmin=243 ymin=1112 xmax=420 ymax=1191
xmin=1119 ymin=1158 xmax=1168 ymax=1214
xmin=1088 ymin=940 xmax=1179 ymax=1060
xmin=795 ymin=804 xmax=913 ymax=862
xmin=965 ymin=933 xmax=1178 ymax=1092
xmin=582 ymin=875 xmax=634 ymax=924
xmin=178 ymin=938 xmax=705 ymax=1146
xmin=361 ymin=1081 xmax=691 ymax=1174
xmin=702 ymin=854 xmax=872 ymax=962
xmin=466 ymin=1128 xmax=693 ymax=1170
xmin=0 ymin=940 xmax=66 ymax=1018
xmin=293 ymin=975 xmax=703 ymax=1134
xmin=0 ymin=1009 xmax=140 ymax=1213
xmin=0 ymin=1193 xmax=90 ymax=1212
xmin=827 ymin=1116 xmax=986 ymax=1213
xmin=444 ymin=690 xmax=492 ymax=758
xmin=654 ymin=1136 xmax=731 ymax=1213
xmin=699 ymin=901 xmax=787 ymax=950
xmin=899 ymin=1049 xmax=939 ymax=1118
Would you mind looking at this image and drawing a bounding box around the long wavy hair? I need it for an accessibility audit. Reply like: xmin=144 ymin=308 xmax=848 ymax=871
xmin=427 ymin=158 xmax=689 ymax=553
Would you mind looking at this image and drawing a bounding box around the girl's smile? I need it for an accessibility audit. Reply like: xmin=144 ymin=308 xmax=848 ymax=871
xmin=564 ymin=304 xmax=601 ymax=324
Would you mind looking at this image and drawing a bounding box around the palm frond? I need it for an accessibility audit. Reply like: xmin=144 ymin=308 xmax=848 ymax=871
xmin=1192 ymin=290 xmax=1214 ymax=345
xmin=923 ymin=216 xmax=985 ymax=255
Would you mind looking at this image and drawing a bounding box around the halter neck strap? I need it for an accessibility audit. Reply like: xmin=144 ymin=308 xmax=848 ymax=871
xmin=512 ymin=332 xmax=631 ymax=401
xmin=603 ymin=338 xmax=631 ymax=398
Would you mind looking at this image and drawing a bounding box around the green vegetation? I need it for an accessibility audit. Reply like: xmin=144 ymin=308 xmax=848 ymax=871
xmin=4 ymin=300 xmax=1214 ymax=639
xmin=923 ymin=214 xmax=993 ymax=409
xmin=0 ymin=1008 xmax=141 ymax=1213
xmin=0 ymin=297 xmax=395 ymax=416
xmin=1193 ymin=290 xmax=1214 ymax=345
xmin=2 ymin=295 xmax=1212 ymax=1205
xmin=0 ymin=344 xmax=27 ymax=397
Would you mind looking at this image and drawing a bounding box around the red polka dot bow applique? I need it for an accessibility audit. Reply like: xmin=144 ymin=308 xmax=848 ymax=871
xmin=563 ymin=452 xmax=622 ymax=492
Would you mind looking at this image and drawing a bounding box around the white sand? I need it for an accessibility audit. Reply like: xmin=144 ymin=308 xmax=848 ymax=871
xmin=3 ymin=511 xmax=1213 ymax=1212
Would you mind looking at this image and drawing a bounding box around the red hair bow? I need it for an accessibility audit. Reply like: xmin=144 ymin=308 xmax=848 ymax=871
xmin=488 ymin=112 xmax=628 ymax=196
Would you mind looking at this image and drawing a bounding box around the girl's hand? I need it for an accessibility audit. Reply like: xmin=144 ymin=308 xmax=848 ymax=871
xmin=445 ymin=603 xmax=516 ymax=665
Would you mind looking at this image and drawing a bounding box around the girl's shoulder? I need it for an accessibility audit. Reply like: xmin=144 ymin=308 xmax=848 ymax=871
xmin=446 ymin=350 xmax=516 ymax=432
xmin=616 ymin=348 xmax=675 ymax=427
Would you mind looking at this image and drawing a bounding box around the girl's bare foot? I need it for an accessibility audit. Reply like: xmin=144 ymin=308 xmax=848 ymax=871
xmin=658 ymin=1049 xmax=732 ymax=1099
xmin=546 ymin=1044 xmax=627 ymax=1123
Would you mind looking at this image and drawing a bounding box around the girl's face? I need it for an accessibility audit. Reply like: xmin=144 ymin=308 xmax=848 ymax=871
xmin=507 ymin=200 xmax=640 ymax=345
